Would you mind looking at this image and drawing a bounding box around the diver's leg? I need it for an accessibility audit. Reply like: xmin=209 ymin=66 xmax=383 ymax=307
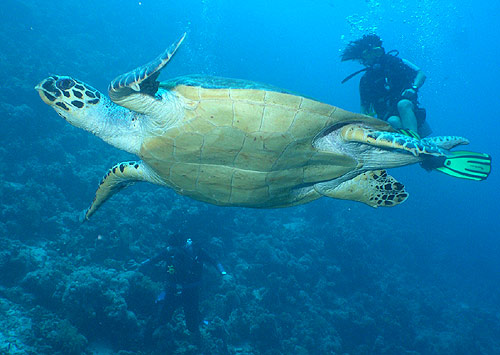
xmin=182 ymin=287 xmax=202 ymax=346
xmin=387 ymin=115 xmax=402 ymax=129
xmin=182 ymin=287 xmax=201 ymax=333
xmin=397 ymin=99 xmax=418 ymax=132
xmin=159 ymin=286 xmax=177 ymax=323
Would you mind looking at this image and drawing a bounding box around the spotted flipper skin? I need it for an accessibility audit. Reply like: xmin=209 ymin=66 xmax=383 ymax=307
xmin=317 ymin=170 xmax=408 ymax=207
xmin=340 ymin=124 xmax=454 ymax=157
xmin=420 ymin=136 xmax=469 ymax=150
xmin=108 ymin=33 xmax=186 ymax=104
xmin=81 ymin=161 xmax=163 ymax=222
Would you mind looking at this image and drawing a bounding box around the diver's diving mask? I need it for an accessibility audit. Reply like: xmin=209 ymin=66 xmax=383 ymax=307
xmin=361 ymin=46 xmax=384 ymax=64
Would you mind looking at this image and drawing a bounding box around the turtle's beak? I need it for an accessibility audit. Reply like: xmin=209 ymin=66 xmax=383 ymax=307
xmin=35 ymin=76 xmax=60 ymax=105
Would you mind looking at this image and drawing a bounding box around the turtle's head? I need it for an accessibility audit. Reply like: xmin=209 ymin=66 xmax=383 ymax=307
xmin=35 ymin=75 xmax=105 ymax=127
xmin=36 ymin=75 xmax=143 ymax=154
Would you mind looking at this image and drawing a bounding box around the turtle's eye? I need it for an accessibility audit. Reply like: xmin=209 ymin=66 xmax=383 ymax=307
xmin=56 ymin=78 xmax=75 ymax=91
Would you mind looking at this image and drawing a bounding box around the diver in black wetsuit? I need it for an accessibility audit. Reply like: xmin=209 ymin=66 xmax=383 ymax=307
xmin=341 ymin=34 xmax=430 ymax=138
xmin=139 ymin=234 xmax=226 ymax=337
xmin=339 ymin=34 xmax=492 ymax=182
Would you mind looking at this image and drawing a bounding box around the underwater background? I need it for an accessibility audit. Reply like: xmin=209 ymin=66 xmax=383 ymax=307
xmin=1 ymin=0 xmax=499 ymax=354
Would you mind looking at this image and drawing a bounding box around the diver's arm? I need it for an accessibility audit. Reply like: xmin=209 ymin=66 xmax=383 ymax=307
xmin=140 ymin=248 xmax=171 ymax=268
xmin=402 ymin=58 xmax=426 ymax=89
xmin=198 ymin=248 xmax=226 ymax=275
xmin=412 ymin=70 xmax=426 ymax=89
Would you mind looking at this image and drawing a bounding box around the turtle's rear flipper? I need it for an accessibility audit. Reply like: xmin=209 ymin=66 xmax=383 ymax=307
xmin=316 ymin=170 xmax=408 ymax=207
xmin=81 ymin=161 xmax=164 ymax=222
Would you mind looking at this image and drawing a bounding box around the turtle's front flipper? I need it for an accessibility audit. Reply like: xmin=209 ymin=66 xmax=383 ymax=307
xmin=316 ymin=170 xmax=408 ymax=207
xmin=81 ymin=161 xmax=164 ymax=222
xmin=108 ymin=33 xmax=186 ymax=113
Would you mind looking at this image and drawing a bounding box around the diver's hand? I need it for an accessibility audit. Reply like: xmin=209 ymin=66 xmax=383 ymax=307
xmin=401 ymin=88 xmax=417 ymax=100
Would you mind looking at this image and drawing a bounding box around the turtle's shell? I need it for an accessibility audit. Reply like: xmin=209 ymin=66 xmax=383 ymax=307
xmin=139 ymin=76 xmax=390 ymax=207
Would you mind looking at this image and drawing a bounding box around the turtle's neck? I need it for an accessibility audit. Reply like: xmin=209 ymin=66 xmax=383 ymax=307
xmin=70 ymin=95 xmax=145 ymax=155
xmin=95 ymin=97 xmax=146 ymax=154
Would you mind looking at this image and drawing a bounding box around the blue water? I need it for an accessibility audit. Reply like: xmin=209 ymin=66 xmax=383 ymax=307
xmin=1 ymin=0 xmax=499 ymax=354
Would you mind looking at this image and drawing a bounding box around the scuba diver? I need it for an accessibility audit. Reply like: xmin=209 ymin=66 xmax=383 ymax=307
xmin=341 ymin=34 xmax=491 ymax=181
xmin=138 ymin=234 xmax=227 ymax=341
xmin=341 ymin=34 xmax=429 ymax=138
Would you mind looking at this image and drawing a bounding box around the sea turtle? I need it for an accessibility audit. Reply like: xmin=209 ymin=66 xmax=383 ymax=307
xmin=35 ymin=33 xmax=477 ymax=221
